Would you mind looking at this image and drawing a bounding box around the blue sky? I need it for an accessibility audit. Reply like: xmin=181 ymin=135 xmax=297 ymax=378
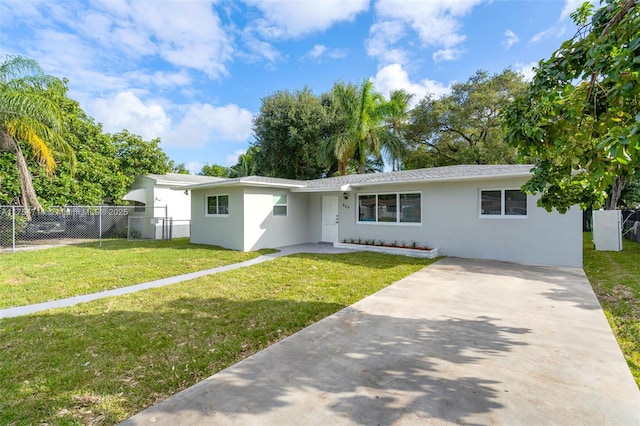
xmin=0 ymin=0 xmax=588 ymax=173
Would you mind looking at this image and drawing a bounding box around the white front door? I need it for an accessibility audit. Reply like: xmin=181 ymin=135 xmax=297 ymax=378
xmin=321 ymin=196 xmax=339 ymax=243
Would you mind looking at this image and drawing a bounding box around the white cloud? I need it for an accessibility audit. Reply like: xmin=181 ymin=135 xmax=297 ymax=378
xmin=89 ymin=91 xmax=170 ymax=140
xmin=373 ymin=64 xmax=451 ymax=106
xmin=245 ymin=0 xmax=369 ymax=38
xmin=365 ymin=20 xmax=409 ymax=65
xmin=186 ymin=161 xmax=205 ymax=175
xmin=163 ymin=104 xmax=254 ymax=148
xmin=303 ymin=44 xmax=347 ymax=61
xmin=515 ymin=61 xmax=538 ymax=81
xmin=503 ymin=30 xmax=519 ymax=49
xmin=375 ymin=0 xmax=481 ymax=47
xmin=367 ymin=0 xmax=484 ymax=64
xmin=226 ymin=149 xmax=246 ymax=166
xmin=308 ymin=44 xmax=327 ymax=59
xmin=432 ymin=48 xmax=463 ymax=62
xmin=530 ymin=25 xmax=566 ymax=44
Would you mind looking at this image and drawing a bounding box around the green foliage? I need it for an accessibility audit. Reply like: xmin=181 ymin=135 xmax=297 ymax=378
xmin=583 ymin=233 xmax=640 ymax=386
xmin=172 ymin=163 xmax=190 ymax=174
xmin=200 ymin=163 xmax=230 ymax=177
xmin=404 ymin=69 xmax=526 ymax=168
xmin=112 ymin=130 xmax=172 ymax=178
xmin=0 ymin=56 xmax=176 ymax=207
xmin=0 ymin=55 xmax=76 ymax=211
xmin=502 ymin=0 xmax=640 ymax=212
xmin=252 ymin=88 xmax=333 ymax=180
xmin=324 ymin=80 xmax=409 ymax=174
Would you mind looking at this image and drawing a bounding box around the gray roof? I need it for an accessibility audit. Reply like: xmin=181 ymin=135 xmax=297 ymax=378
xmin=179 ymin=164 xmax=534 ymax=191
xmin=303 ymin=164 xmax=534 ymax=189
xmin=146 ymin=173 xmax=225 ymax=186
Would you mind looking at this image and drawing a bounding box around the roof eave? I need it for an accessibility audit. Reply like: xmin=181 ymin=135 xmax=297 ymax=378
xmin=176 ymin=179 xmax=306 ymax=191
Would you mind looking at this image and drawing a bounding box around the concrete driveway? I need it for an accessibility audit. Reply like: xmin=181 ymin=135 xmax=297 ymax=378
xmin=122 ymin=257 xmax=640 ymax=425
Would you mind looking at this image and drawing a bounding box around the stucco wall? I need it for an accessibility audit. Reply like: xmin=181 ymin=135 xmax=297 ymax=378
xmin=308 ymin=194 xmax=322 ymax=243
xmin=243 ymin=188 xmax=310 ymax=251
xmin=190 ymin=187 xmax=244 ymax=250
xmin=338 ymin=177 xmax=582 ymax=267
xmin=153 ymin=185 xmax=191 ymax=220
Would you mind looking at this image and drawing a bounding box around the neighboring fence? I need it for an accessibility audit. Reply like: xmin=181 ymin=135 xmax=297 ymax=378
xmin=622 ymin=209 xmax=640 ymax=243
xmin=0 ymin=205 xmax=189 ymax=253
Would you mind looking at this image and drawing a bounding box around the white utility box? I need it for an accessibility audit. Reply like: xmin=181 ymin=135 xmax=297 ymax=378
xmin=592 ymin=209 xmax=622 ymax=251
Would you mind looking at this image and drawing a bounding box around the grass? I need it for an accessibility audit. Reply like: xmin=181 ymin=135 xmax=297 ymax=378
xmin=583 ymin=233 xmax=640 ymax=387
xmin=0 ymin=251 xmax=438 ymax=425
xmin=0 ymin=238 xmax=275 ymax=309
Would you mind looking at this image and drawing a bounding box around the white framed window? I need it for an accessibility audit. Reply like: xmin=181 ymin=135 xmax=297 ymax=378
xmin=357 ymin=192 xmax=421 ymax=224
xmin=273 ymin=194 xmax=288 ymax=216
xmin=480 ymin=189 xmax=527 ymax=217
xmin=206 ymin=194 xmax=229 ymax=216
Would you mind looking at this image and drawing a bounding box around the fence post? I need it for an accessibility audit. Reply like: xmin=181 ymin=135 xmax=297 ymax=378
xmin=11 ymin=205 xmax=16 ymax=253
xmin=99 ymin=205 xmax=102 ymax=247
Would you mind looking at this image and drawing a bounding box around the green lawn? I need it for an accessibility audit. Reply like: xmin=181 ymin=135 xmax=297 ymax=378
xmin=583 ymin=233 xmax=640 ymax=387
xmin=0 ymin=251 xmax=437 ymax=425
xmin=0 ymin=239 xmax=274 ymax=309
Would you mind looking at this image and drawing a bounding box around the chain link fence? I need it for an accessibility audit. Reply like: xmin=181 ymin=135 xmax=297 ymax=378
xmin=0 ymin=205 xmax=189 ymax=253
xmin=622 ymin=209 xmax=640 ymax=243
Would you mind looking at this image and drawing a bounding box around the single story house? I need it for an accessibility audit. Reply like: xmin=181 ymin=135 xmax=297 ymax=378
xmin=178 ymin=165 xmax=583 ymax=267
xmin=123 ymin=173 xmax=223 ymax=238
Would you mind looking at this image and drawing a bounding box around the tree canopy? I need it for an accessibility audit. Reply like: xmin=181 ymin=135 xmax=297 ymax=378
xmin=0 ymin=55 xmax=75 ymax=213
xmin=502 ymin=0 xmax=639 ymax=212
xmin=0 ymin=55 xmax=175 ymax=208
xmin=403 ymin=69 xmax=527 ymax=169
xmin=252 ymin=88 xmax=334 ymax=180
xmin=324 ymin=80 xmax=410 ymax=174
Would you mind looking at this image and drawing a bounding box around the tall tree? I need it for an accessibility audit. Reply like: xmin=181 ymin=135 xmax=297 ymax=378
xmin=404 ymin=69 xmax=527 ymax=168
xmin=112 ymin=130 xmax=172 ymax=178
xmin=383 ymin=89 xmax=414 ymax=171
xmin=252 ymin=88 xmax=332 ymax=180
xmin=325 ymin=80 xmax=397 ymax=174
xmin=229 ymin=146 xmax=259 ymax=178
xmin=199 ymin=163 xmax=230 ymax=177
xmin=0 ymin=55 xmax=75 ymax=214
xmin=502 ymin=0 xmax=639 ymax=212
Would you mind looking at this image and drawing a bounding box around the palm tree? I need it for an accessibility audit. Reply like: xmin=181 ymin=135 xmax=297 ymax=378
xmin=324 ymin=80 xmax=412 ymax=175
xmin=324 ymin=79 xmax=391 ymax=175
xmin=382 ymin=89 xmax=413 ymax=171
xmin=0 ymin=55 xmax=74 ymax=215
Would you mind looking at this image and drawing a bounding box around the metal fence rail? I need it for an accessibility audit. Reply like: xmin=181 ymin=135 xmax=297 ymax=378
xmin=622 ymin=209 xmax=640 ymax=243
xmin=0 ymin=205 xmax=189 ymax=253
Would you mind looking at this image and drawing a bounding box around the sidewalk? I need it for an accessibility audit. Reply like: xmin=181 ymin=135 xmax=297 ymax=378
xmin=0 ymin=243 xmax=355 ymax=319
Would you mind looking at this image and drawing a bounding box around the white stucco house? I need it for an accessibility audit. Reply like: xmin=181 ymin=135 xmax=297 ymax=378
xmin=179 ymin=165 xmax=583 ymax=267
xmin=123 ymin=173 xmax=224 ymax=238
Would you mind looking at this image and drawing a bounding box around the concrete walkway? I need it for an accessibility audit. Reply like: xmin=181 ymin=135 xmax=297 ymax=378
xmin=0 ymin=243 xmax=355 ymax=319
xmin=121 ymin=257 xmax=640 ymax=425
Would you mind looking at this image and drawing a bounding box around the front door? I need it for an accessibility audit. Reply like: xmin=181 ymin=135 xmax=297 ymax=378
xmin=321 ymin=196 xmax=339 ymax=243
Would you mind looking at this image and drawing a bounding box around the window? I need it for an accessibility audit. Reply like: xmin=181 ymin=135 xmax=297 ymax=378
xmin=357 ymin=193 xmax=421 ymax=224
xmin=206 ymin=195 xmax=229 ymax=216
xmin=273 ymin=194 xmax=288 ymax=216
xmin=480 ymin=189 xmax=527 ymax=217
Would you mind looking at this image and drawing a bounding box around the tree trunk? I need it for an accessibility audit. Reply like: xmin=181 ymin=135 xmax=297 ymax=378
xmin=0 ymin=131 xmax=43 ymax=218
xmin=605 ymin=176 xmax=628 ymax=210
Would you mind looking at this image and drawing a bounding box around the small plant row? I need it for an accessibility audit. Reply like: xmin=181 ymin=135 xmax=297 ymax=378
xmin=341 ymin=238 xmax=432 ymax=250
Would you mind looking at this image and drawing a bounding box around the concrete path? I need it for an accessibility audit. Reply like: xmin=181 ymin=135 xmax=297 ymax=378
xmin=122 ymin=257 xmax=640 ymax=425
xmin=0 ymin=243 xmax=355 ymax=319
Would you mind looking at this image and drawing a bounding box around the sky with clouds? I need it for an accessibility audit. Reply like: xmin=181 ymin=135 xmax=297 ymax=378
xmin=0 ymin=0 xmax=588 ymax=173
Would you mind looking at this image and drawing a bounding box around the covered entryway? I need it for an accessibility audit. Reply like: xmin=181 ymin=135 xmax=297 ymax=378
xmin=321 ymin=196 xmax=339 ymax=243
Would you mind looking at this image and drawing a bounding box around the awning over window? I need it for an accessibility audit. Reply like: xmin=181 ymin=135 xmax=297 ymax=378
xmin=122 ymin=188 xmax=146 ymax=204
